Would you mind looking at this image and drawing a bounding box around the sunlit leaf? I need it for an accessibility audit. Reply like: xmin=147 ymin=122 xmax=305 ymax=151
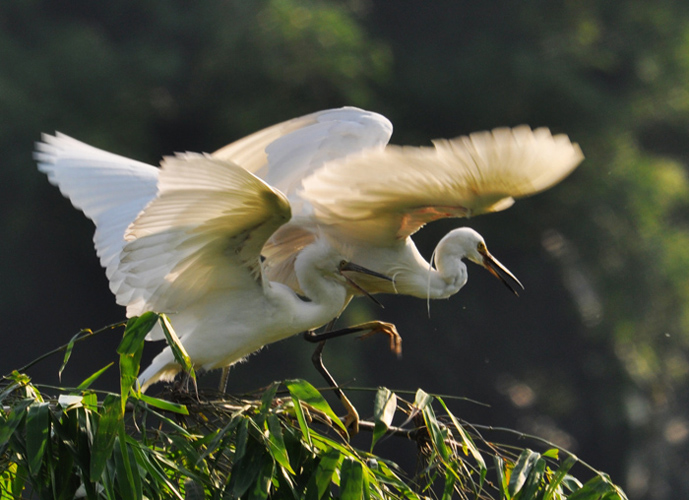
xmin=442 ymin=471 xmax=456 ymax=500
xmin=437 ymin=397 xmax=486 ymax=472
xmin=76 ymin=362 xmax=113 ymax=392
xmin=118 ymin=313 xmax=158 ymax=409
xmin=159 ymin=313 xmax=195 ymax=380
xmin=542 ymin=455 xmax=578 ymax=500
xmin=117 ymin=312 xmax=158 ymax=355
xmin=420 ymin=399 xmax=450 ymax=463
xmin=509 ymin=449 xmax=542 ymax=497
xmin=494 ymin=455 xmax=509 ymax=499
xmin=568 ymin=473 xmax=629 ymax=500
xmin=137 ymin=392 xmax=189 ymax=415
xmin=25 ymin=402 xmax=50 ymax=475
xmin=130 ymin=445 xmax=185 ymax=500
xmin=413 ymin=388 xmax=433 ymax=410
xmin=285 ymin=379 xmax=346 ymax=434
xmin=371 ymin=387 xmax=396 ymax=451
xmin=515 ymin=455 xmax=546 ymax=500
xmin=266 ymin=414 xmax=294 ymax=474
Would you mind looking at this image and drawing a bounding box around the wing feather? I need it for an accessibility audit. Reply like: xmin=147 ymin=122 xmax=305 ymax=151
xmin=34 ymin=133 xmax=159 ymax=286
xmin=212 ymin=107 xmax=392 ymax=204
xmin=300 ymin=126 xmax=583 ymax=245
xmin=117 ymin=154 xmax=291 ymax=322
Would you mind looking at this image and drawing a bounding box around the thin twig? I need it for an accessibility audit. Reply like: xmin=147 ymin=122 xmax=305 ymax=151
xmin=3 ymin=321 xmax=126 ymax=378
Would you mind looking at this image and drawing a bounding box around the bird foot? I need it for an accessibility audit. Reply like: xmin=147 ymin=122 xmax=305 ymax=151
xmin=356 ymin=321 xmax=402 ymax=357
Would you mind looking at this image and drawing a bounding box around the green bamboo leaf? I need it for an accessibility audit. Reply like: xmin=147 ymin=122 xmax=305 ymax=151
xmin=76 ymin=362 xmax=113 ymax=392
xmin=494 ymin=455 xmax=509 ymax=499
xmin=59 ymin=330 xmax=85 ymax=381
xmin=568 ymin=474 xmax=628 ymax=500
xmin=249 ymin=454 xmax=274 ymax=500
xmin=114 ymin=432 xmax=143 ymax=500
xmin=258 ymin=382 xmax=279 ymax=420
xmin=10 ymin=462 xmax=27 ymax=499
xmin=227 ymin=428 xmax=272 ymax=499
xmin=562 ymin=474 xmax=584 ymax=493
xmin=0 ymin=399 xmax=32 ymax=448
xmin=285 ymin=379 xmax=346 ymax=434
xmin=437 ymin=397 xmax=486 ymax=472
xmin=340 ymin=457 xmax=364 ymax=500
xmin=413 ymin=388 xmax=433 ymax=410
xmin=371 ymin=387 xmax=396 ymax=451
xmin=515 ymin=456 xmax=546 ymax=500
xmin=421 ymin=401 xmax=450 ymax=463
xmin=117 ymin=312 xmax=159 ymax=355
xmin=130 ymin=446 xmax=185 ymax=500
xmin=543 ymin=448 xmax=560 ymax=459
xmin=543 ymin=455 xmax=578 ymax=500
xmin=159 ymin=313 xmax=195 ymax=380
xmin=305 ymin=447 xmax=341 ymax=500
xmin=509 ymin=449 xmax=541 ymax=497
xmin=25 ymin=402 xmax=50 ymax=475
xmin=136 ymin=392 xmax=189 ymax=415
xmin=442 ymin=470 xmax=456 ymax=500
xmin=118 ymin=313 xmax=158 ymax=409
xmin=90 ymin=394 xmax=122 ymax=481
xmin=266 ymin=414 xmax=294 ymax=474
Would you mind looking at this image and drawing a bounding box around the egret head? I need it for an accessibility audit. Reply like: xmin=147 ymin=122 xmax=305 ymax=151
xmin=440 ymin=228 xmax=524 ymax=296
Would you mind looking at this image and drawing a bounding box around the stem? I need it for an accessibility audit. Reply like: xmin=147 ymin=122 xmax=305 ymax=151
xmin=4 ymin=320 xmax=126 ymax=378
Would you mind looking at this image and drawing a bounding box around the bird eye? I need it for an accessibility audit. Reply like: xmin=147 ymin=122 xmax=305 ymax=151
xmin=477 ymin=242 xmax=487 ymax=252
xmin=339 ymin=260 xmax=348 ymax=269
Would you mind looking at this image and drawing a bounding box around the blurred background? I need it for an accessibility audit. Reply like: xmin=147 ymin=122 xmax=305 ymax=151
xmin=3 ymin=1 xmax=689 ymax=498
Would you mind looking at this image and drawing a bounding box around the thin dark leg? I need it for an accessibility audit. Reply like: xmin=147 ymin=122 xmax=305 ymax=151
xmin=311 ymin=340 xmax=360 ymax=434
xmin=219 ymin=367 xmax=230 ymax=393
xmin=304 ymin=321 xmax=402 ymax=356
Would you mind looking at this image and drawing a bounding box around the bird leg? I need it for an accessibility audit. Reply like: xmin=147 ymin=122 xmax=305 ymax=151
xmin=219 ymin=367 xmax=230 ymax=393
xmin=304 ymin=320 xmax=402 ymax=435
xmin=304 ymin=321 xmax=402 ymax=357
xmin=311 ymin=340 xmax=360 ymax=434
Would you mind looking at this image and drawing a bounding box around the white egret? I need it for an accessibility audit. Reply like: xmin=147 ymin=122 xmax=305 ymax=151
xmin=212 ymin=107 xmax=584 ymax=300
xmin=35 ymin=139 xmax=393 ymax=395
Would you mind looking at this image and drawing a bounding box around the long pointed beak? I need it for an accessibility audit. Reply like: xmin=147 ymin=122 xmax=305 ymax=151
xmin=479 ymin=249 xmax=524 ymax=296
xmin=339 ymin=261 xmax=392 ymax=308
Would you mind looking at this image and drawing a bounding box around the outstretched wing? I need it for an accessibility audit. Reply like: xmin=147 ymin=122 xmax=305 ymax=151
xmin=300 ymin=126 xmax=584 ymax=245
xmin=212 ymin=107 xmax=393 ymax=206
xmin=116 ymin=154 xmax=291 ymax=321
xmin=34 ymin=133 xmax=159 ymax=286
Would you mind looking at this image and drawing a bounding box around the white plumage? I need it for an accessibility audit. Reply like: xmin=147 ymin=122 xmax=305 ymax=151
xmin=36 ymin=138 xmax=378 ymax=390
xmin=36 ymin=106 xmax=583 ymax=386
xmin=213 ymin=107 xmax=583 ymax=297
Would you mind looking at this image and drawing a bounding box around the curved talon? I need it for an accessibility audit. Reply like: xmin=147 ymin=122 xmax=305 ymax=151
xmin=342 ymin=398 xmax=360 ymax=435
xmin=356 ymin=321 xmax=402 ymax=357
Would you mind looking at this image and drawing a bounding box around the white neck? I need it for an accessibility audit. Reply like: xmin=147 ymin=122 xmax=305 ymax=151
xmin=389 ymin=239 xmax=465 ymax=300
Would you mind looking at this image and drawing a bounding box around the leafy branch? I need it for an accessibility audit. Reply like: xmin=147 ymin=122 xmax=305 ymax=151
xmin=0 ymin=317 xmax=628 ymax=499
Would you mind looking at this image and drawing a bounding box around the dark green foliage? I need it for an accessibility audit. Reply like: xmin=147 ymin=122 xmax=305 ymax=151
xmin=0 ymin=322 xmax=627 ymax=499
xmin=4 ymin=1 xmax=689 ymax=497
